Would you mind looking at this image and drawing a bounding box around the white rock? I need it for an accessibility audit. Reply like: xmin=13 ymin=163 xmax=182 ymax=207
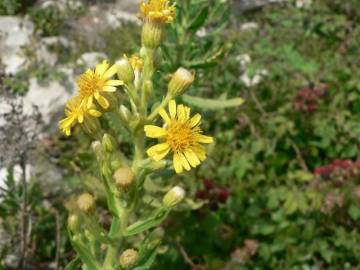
xmin=241 ymin=22 xmax=259 ymax=31
xmin=39 ymin=0 xmax=83 ymax=12
xmin=42 ymin=36 xmax=71 ymax=47
xmin=105 ymin=9 xmax=141 ymax=27
xmin=77 ymin=52 xmax=108 ymax=68
xmin=0 ymin=165 xmax=32 ymax=191
xmin=296 ymin=0 xmax=312 ymax=8
xmin=23 ymin=77 xmax=74 ymax=124
xmin=2 ymin=52 xmax=28 ymax=74
xmin=0 ymin=16 xmax=34 ymax=75
xmin=36 ymin=36 xmax=72 ymax=66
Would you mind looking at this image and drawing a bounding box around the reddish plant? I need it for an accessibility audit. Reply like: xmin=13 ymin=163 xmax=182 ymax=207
xmin=294 ymin=83 xmax=327 ymax=113
xmin=196 ymin=178 xmax=231 ymax=211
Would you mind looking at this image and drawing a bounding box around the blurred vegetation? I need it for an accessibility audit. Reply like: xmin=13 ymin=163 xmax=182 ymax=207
xmin=1 ymin=0 xmax=360 ymax=269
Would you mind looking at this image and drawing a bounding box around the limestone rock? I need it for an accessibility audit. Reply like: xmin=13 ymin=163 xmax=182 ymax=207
xmin=23 ymin=77 xmax=74 ymax=125
xmin=0 ymin=16 xmax=34 ymax=75
xmin=76 ymin=52 xmax=108 ymax=68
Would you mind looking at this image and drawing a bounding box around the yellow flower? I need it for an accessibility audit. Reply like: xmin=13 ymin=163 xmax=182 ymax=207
xmin=78 ymin=60 xmax=124 ymax=110
xmin=144 ymin=100 xmax=213 ymax=173
xmin=140 ymin=0 xmax=176 ymax=23
xmin=59 ymin=96 xmax=102 ymax=136
xmin=129 ymin=54 xmax=144 ymax=71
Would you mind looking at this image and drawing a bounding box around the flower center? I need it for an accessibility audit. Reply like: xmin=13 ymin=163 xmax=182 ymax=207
xmin=78 ymin=72 xmax=104 ymax=98
xmin=166 ymin=121 xmax=199 ymax=152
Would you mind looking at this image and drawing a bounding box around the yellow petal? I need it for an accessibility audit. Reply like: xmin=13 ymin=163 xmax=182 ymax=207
xmin=184 ymin=148 xmax=201 ymax=168
xmin=96 ymin=95 xmax=110 ymax=109
xmin=147 ymin=143 xmax=170 ymax=154
xmin=189 ymin=113 xmax=201 ymax=127
xmin=78 ymin=113 xmax=84 ymax=123
xmin=197 ymin=135 xmax=214 ymax=144
xmin=169 ymin=99 xmax=176 ymax=118
xmin=94 ymin=91 xmax=100 ymax=99
xmin=88 ymin=109 xmax=102 ymax=117
xmin=87 ymin=96 xmax=94 ymax=109
xmin=192 ymin=145 xmax=207 ymax=161
xmin=184 ymin=106 xmax=191 ymax=120
xmin=65 ymin=127 xmax=71 ymax=136
xmin=102 ymin=86 xmax=117 ymax=92
xmin=103 ymin=64 xmax=118 ymax=79
xmin=95 ymin=61 xmax=109 ymax=76
xmin=173 ymin=153 xmax=183 ymax=173
xmin=105 ymin=80 xmax=124 ymax=86
xmin=179 ymin=152 xmax=191 ymax=171
xmin=147 ymin=143 xmax=170 ymax=161
xmin=144 ymin=125 xmax=167 ymax=138
xmin=159 ymin=108 xmax=171 ymax=125
xmin=177 ymin=104 xmax=185 ymax=121
xmin=59 ymin=116 xmax=74 ymax=128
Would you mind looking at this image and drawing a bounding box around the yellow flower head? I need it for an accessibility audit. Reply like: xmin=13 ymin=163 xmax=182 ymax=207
xmin=144 ymin=100 xmax=213 ymax=173
xmin=77 ymin=60 xmax=123 ymax=110
xmin=140 ymin=0 xmax=176 ymax=23
xmin=129 ymin=54 xmax=144 ymax=71
xmin=59 ymin=96 xmax=102 ymax=136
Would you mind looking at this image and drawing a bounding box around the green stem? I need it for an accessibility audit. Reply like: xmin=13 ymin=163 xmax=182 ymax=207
xmin=141 ymin=48 xmax=155 ymax=116
xmin=147 ymin=93 xmax=172 ymax=121
xmin=102 ymin=209 xmax=129 ymax=269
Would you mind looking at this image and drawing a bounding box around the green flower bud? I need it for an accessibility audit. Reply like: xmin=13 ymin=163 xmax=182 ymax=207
xmin=102 ymin=92 xmax=119 ymax=111
xmin=168 ymin=68 xmax=195 ymax=97
xmin=143 ymin=80 xmax=153 ymax=101
xmin=154 ymin=48 xmax=163 ymax=69
xmin=91 ymin=140 xmax=103 ymax=158
xmin=119 ymin=105 xmax=131 ymax=122
xmin=110 ymin=152 xmax=125 ymax=171
xmin=119 ymin=249 xmax=139 ymax=269
xmin=81 ymin=115 xmax=101 ymax=136
xmin=116 ymin=58 xmax=135 ymax=84
xmin=142 ymin=21 xmax=164 ymax=49
xmin=77 ymin=193 xmax=96 ymax=214
xmin=113 ymin=167 xmax=135 ymax=191
xmin=68 ymin=214 xmax=81 ymax=232
xmin=163 ymin=186 xmax=185 ymax=208
xmin=102 ymin=133 xmax=117 ymax=152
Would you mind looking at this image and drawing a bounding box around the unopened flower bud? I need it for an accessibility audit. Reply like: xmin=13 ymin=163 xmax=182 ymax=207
xmin=154 ymin=48 xmax=163 ymax=68
xmin=119 ymin=249 xmax=139 ymax=269
xmin=129 ymin=54 xmax=144 ymax=71
xmin=119 ymin=105 xmax=131 ymax=122
xmin=110 ymin=152 xmax=125 ymax=171
xmin=91 ymin=140 xmax=103 ymax=157
xmin=116 ymin=58 xmax=135 ymax=84
xmin=168 ymin=68 xmax=195 ymax=97
xmin=81 ymin=115 xmax=101 ymax=135
xmin=143 ymin=80 xmax=153 ymax=101
xmin=77 ymin=193 xmax=95 ymax=214
xmin=142 ymin=21 xmax=164 ymax=49
xmin=113 ymin=167 xmax=135 ymax=191
xmin=68 ymin=214 xmax=81 ymax=232
xmin=102 ymin=133 xmax=117 ymax=152
xmin=102 ymin=92 xmax=119 ymax=111
xmin=163 ymin=186 xmax=185 ymax=208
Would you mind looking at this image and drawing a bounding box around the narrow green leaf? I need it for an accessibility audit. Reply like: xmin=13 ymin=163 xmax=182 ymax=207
xmin=124 ymin=209 xmax=169 ymax=236
xmin=71 ymin=240 xmax=101 ymax=270
xmin=188 ymin=6 xmax=208 ymax=32
xmin=182 ymin=95 xmax=245 ymax=110
xmin=133 ymin=248 xmax=158 ymax=270
xmin=65 ymin=256 xmax=81 ymax=270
